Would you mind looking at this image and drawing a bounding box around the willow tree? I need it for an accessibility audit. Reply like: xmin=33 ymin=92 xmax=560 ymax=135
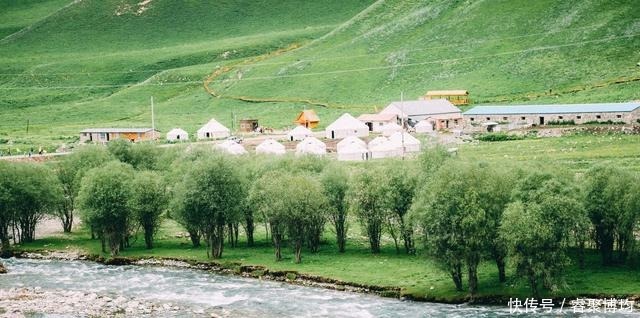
xmin=55 ymin=146 xmax=112 ymax=232
xmin=501 ymin=174 xmax=587 ymax=298
xmin=351 ymin=167 xmax=391 ymax=254
xmin=173 ymin=158 xmax=244 ymax=259
xmin=78 ymin=161 xmax=134 ymax=256
xmin=321 ymin=164 xmax=350 ymax=253
xmin=386 ymin=163 xmax=418 ymax=254
xmin=130 ymin=171 xmax=167 ymax=249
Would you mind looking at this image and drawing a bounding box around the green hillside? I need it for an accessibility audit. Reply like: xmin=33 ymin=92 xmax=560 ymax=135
xmin=1 ymin=0 xmax=639 ymax=148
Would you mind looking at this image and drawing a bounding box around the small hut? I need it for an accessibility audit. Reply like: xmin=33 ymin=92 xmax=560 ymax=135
xmin=255 ymin=139 xmax=286 ymax=155
xmin=293 ymin=110 xmax=320 ymax=128
xmin=424 ymin=90 xmax=470 ymax=106
xmin=287 ymin=125 xmax=313 ymax=141
xmin=337 ymin=138 xmax=369 ymax=161
xmin=389 ymin=132 xmax=421 ymax=153
xmin=368 ymin=136 xmax=398 ymax=159
xmin=380 ymin=122 xmax=403 ymax=137
xmin=239 ymin=119 xmax=259 ymax=133
xmin=325 ymin=113 xmax=369 ymax=139
xmin=216 ymin=140 xmax=247 ymax=155
xmin=166 ymin=128 xmax=189 ymax=141
xmin=414 ymin=120 xmax=434 ymax=133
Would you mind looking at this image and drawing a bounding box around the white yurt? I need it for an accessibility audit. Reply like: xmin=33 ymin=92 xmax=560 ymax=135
xmin=389 ymin=132 xmax=421 ymax=153
xmin=197 ymin=118 xmax=230 ymax=140
xmin=380 ymin=122 xmax=403 ymax=137
xmin=255 ymin=139 xmax=286 ymax=155
xmin=216 ymin=140 xmax=247 ymax=155
xmin=166 ymin=128 xmax=189 ymax=141
xmin=337 ymin=142 xmax=369 ymax=161
xmin=325 ymin=113 xmax=369 ymax=139
xmin=368 ymin=136 xmax=398 ymax=159
xmin=287 ymin=125 xmax=313 ymax=141
xmin=414 ymin=119 xmax=435 ymax=134
xmin=295 ymin=137 xmax=326 ymax=156
xmin=336 ymin=136 xmax=367 ymax=151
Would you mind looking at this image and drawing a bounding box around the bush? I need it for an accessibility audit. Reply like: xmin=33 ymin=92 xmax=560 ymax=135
xmin=475 ymin=132 xmax=524 ymax=142
xmin=584 ymin=120 xmax=626 ymax=125
xmin=546 ymin=120 xmax=575 ymax=125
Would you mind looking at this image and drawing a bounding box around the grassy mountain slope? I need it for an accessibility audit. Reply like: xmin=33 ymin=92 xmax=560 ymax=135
xmin=1 ymin=0 xmax=639 ymax=149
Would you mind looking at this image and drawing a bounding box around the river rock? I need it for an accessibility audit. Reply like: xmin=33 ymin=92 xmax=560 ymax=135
xmin=0 ymin=261 xmax=6 ymax=274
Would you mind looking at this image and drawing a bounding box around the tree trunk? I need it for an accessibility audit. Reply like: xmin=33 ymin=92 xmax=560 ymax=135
xmin=0 ymin=236 xmax=11 ymax=258
xmin=467 ymin=255 xmax=479 ymax=296
xmin=451 ymin=262 xmax=463 ymax=291
xmin=61 ymin=211 xmax=73 ymax=233
xmin=335 ymin=217 xmax=346 ymax=253
xmin=271 ymin=224 xmax=282 ymax=261
xmin=245 ymin=216 xmax=254 ymax=247
xmin=387 ymin=220 xmax=400 ymax=254
xmin=144 ymin=228 xmax=153 ymax=249
xmin=294 ymin=239 xmax=302 ymax=264
xmin=188 ymin=229 xmax=200 ymax=247
xmin=108 ymin=231 xmax=121 ymax=256
xmin=496 ymin=255 xmax=506 ymax=283
xmin=528 ymin=269 xmax=539 ymax=299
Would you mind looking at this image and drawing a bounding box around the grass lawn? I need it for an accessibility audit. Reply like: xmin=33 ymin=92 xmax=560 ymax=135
xmin=16 ymin=218 xmax=640 ymax=303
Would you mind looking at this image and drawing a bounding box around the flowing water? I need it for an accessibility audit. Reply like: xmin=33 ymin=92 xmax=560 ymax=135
xmin=0 ymin=258 xmax=633 ymax=317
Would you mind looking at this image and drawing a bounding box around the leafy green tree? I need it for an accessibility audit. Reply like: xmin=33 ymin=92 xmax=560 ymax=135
xmin=583 ymin=166 xmax=638 ymax=265
xmin=78 ymin=161 xmax=134 ymax=256
xmin=107 ymin=140 xmax=160 ymax=170
xmin=321 ymin=164 xmax=350 ymax=253
xmin=130 ymin=171 xmax=167 ymax=249
xmin=55 ymin=146 xmax=112 ymax=232
xmin=351 ymin=167 xmax=391 ymax=254
xmin=386 ymin=163 xmax=418 ymax=254
xmin=249 ymin=171 xmax=289 ymax=261
xmin=0 ymin=161 xmax=17 ymax=256
xmin=411 ymin=162 xmax=492 ymax=295
xmin=173 ymin=158 xmax=244 ymax=259
xmin=501 ymin=173 xmax=587 ymax=298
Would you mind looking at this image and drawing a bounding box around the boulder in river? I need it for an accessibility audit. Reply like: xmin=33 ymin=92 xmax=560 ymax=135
xmin=0 ymin=261 xmax=7 ymax=274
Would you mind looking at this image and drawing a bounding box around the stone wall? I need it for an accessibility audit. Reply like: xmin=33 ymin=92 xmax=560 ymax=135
xmin=463 ymin=110 xmax=639 ymax=130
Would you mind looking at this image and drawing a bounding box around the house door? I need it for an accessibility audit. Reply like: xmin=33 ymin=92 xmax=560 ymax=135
xmin=106 ymin=133 xmax=110 ymax=141
xmin=366 ymin=122 xmax=373 ymax=131
xmin=331 ymin=131 xmax=335 ymax=139
xmin=206 ymin=132 xmax=210 ymax=138
xmin=539 ymin=117 xmax=545 ymax=125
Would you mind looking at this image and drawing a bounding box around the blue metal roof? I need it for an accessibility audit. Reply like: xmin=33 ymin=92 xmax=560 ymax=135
xmin=463 ymin=102 xmax=640 ymax=115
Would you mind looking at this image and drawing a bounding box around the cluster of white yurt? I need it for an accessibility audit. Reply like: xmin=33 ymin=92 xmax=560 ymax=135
xmin=255 ymin=139 xmax=286 ymax=155
xmin=216 ymin=140 xmax=247 ymax=155
xmin=197 ymin=118 xmax=230 ymax=140
xmin=336 ymin=136 xmax=369 ymax=161
xmin=325 ymin=113 xmax=369 ymax=139
xmin=166 ymin=128 xmax=189 ymax=141
xmin=287 ymin=125 xmax=313 ymax=141
xmin=295 ymin=137 xmax=326 ymax=156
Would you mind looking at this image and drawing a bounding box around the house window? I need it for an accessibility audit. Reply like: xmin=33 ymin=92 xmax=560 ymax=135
xmin=558 ymin=116 xmax=563 ymax=120
xmin=99 ymin=133 xmax=106 ymax=140
xmin=520 ymin=116 xmax=526 ymax=120
xmin=503 ymin=117 xmax=508 ymax=121
xmin=486 ymin=117 xmax=491 ymax=121
xmin=596 ymin=115 xmax=601 ymax=119
xmin=454 ymin=119 xmax=458 ymax=125
xmin=617 ymin=114 xmax=622 ymax=118
xmin=577 ymin=115 xmax=582 ymax=119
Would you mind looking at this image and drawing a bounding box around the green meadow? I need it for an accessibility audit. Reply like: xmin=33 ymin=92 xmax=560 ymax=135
xmin=1 ymin=0 xmax=640 ymax=149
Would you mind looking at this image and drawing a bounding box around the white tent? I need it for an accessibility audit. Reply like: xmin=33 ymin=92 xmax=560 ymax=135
xmin=337 ymin=142 xmax=369 ymax=161
xmin=295 ymin=137 xmax=326 ymax=156
xmin=414 ymin=120 xmax=434 ymax=134
xmin=337 ymin=136 xmax=367 ymax=151
xmin=325 ymin=113 xmax=369 ymax=139
xmin=255 ymin=139 xmax=286 ymax=155
xmin=166 ymin=128 xmax=189 ymax=141
xmin=389 ymin=132 xmax=421 ymax=153
xmin=197 ymin=118 xmax=230 ymax=140
xmin=287 ymin=125 xmax=313 ymax=141
xmin=380 ymin=122 xmax=403 ymax=137
xmin=216 ymin=140 xmax=247 ymax=155
xmin=368 ymin=136 xmax=398 ymax=159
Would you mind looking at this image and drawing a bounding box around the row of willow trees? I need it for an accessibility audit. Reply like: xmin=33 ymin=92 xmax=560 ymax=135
xmin=0 ymin=139 xmax=639 ymax=297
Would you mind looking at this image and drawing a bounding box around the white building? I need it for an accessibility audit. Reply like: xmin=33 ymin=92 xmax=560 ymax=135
xmin=325 ymin=113 xmax=369 ymax=139
xmin=197 ymin=118 xmax=230 ymax=140
xmin=166 ymin=128 xmax=189 ymax=141
xmin=295 ymin=137 xmax=326 ymax=156
xmin=380 ymin=99 xmax=462 ymax=130
xmin=216 ymin=140 xmax=247 ymax=155
xmin=389 ymin=132 xmax=421 ymax=153
xmin=255 ymin=139 xmax=286 ymax=155
xmin=357 ymin=113 xmax=398 ymax=132
xmin=287 ymin=125 xmax=313 ymax=141
xmin=368 ymin=136 xmax=398 ymax=159
xmin=336 ymin=136 xmax=369 ymax=161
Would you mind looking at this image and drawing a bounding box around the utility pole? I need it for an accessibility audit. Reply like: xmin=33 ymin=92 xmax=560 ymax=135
xmin=400 ymin=91 xmax=405 ymax=160
xmin=151 ymin=96 xmax=156 ymax=140
xmin=26 ymin=120 xmax=29 ymax=135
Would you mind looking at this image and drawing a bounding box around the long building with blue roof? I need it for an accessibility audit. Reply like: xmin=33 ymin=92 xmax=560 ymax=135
xmin=462 ymin=102 xmax=640 ymax=127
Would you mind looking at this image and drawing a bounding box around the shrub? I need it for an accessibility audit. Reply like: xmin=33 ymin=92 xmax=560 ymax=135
xmin=475 ymin=132 xmax=524 ymax=142
xmin=546 ymin=120 xmax=575 ymax=125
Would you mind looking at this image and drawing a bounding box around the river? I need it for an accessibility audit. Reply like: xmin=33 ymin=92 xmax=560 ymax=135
xmin=0 ymin=258 xmax=632 ymax=317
